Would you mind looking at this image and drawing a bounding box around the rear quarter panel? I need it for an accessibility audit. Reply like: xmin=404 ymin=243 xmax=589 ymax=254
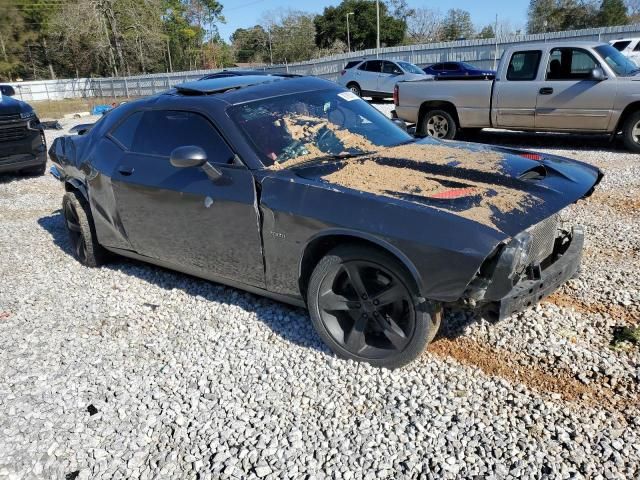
xmin=396 ymin=79 xmax=493 ymax=127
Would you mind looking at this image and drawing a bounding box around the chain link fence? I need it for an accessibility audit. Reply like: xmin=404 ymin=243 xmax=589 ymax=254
xmin=6 ymin=24 xmax=640 ymax=104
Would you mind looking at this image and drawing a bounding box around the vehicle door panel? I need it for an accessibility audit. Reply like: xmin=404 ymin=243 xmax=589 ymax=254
xmin=109 ymin=110 xmax=265 ymax=288
xmin=535 ymin=48 xmax=615 ymax=131
xmin=493 ymin=50 xmax=543 ymax=128
xmin=357 ymin=60 xmax=381 ymax=92
xmin=377 ymin=61 xmax=401 ymax=94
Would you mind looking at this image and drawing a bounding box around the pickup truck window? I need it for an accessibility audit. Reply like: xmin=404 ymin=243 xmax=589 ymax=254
xmin=546 ymin=48 xmax=598 ymax=80
xmin=506 ymin=51 xmax=541 ymax=81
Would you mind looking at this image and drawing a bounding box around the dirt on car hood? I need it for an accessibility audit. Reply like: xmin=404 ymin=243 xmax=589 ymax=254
xmin=296 ymin=139 xmax=603 ymax=235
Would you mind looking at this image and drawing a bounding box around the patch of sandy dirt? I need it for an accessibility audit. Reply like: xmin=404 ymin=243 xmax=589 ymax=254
xmin=545 ymin=292 xmax=640 ymax=325
xmin=428 ymin=337 xmax=635 ymax=415
xmin=383 ymin=143 xmax=506 ymax=173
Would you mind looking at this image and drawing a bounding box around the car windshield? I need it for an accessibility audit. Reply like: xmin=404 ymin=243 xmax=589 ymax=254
xmin=594 ymin=44 xmax=639 ymax=76
xmin=397 ymin=61 xmax=424 ymax=74
xmin=227 ymin=89 xmax=412 ymax=169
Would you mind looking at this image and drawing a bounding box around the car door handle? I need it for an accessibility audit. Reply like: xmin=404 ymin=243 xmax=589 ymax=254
xmin=539 ymin=87 xmax=554 ymax=95
xmin=118 ymin=166 xmax=134 ymax=176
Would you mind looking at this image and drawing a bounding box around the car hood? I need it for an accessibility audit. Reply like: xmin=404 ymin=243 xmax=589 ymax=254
xmin=0 ymin=94 xmax=33 ymax=116
xmin=295 ymin=138 xmax=602 ymax=237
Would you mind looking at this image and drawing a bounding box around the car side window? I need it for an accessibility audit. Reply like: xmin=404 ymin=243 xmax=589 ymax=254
xmin=431 ymin=64 xmax=443 ymax=71
xmin=109 ymin=111 xmax=143 ymax=150
xmin=358 ymin=61 xmax=368 ymax=71
xmin=365 ymin=60 xmax=382 ymax=72
xmin=131 ymin=110 xmax=234 ymax=164
xmin=382 ymin=61 xmax=401 ymax=74
xmin=612 ymin=41 xmax=631 ymax=51
xmin=506 ymin=50 xmax=542 ymax=81
xmin=546 ymin=48 xmax=599 ymax=80
xmin=635 ymin=42 xmax=640 ymax=52
xmin=444 ymin=63 xmax=459 ymax=71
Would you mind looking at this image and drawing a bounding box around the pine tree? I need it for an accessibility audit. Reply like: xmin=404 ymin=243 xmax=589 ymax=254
xmin=598 ymin=0 xmax=629 ymax=26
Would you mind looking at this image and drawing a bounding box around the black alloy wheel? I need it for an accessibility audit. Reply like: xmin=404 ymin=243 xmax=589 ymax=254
xmin=308 ymin=245 xmax=440 ymax=368
xmin=61 ymin=191 xmax=107 ymax=267
xmin=63 ymin=198 xmax=87 ymax=263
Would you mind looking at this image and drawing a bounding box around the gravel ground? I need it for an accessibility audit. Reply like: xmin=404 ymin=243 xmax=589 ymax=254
xmin=0 ymin=111 xmax=639 ymax=479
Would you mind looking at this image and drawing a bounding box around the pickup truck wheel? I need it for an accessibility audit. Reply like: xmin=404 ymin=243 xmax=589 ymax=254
xmin=420 ymin=110 xmax=457 ymax=140
xmin=346 ymin=83 xmax=361 ymax=97
xmin=622 ymin=111 xmax=640 ymax=153
xmin=62 ymin=191 xmax=107 ymax=268
xmin=308 ymin=245 xmax=441 ymax=369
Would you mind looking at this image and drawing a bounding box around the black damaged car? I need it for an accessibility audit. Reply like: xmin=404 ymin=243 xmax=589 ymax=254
xmin=0 ymin=85 xmax=47 ymax=176
xmin=49 ymin=75 xmax=602 ymax=368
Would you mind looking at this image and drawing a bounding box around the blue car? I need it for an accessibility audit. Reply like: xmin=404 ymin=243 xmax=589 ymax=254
xmin=423 ymin=62 xmax=495 ymax=78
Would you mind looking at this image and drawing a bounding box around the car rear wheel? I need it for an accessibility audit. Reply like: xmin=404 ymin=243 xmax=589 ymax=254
xmin=419 ymin=109 xmax=457 ymax=140
xmin=308 ymin=245 xmax=441 ymax=369
xmin=622 ymin=110 xmax=640 ymax=153
xmin=62 ymin=191 xmax=107 ymax=267
xmin=346 ymin=83 xmax=361 ymax=97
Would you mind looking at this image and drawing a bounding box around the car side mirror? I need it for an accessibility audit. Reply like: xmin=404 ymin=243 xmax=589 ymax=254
xmin=590 ymin=67 xmax=606 ymax=81
xmin=392 ymin=118 xmax=408 ymax=132
xmin=170 ymin=145 xmax=222 ymax=180
xmin=0 ymin=85 xmax=15 ymax=96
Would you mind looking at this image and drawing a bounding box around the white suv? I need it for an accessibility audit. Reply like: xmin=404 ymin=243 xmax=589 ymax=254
xmin=337 ymin=59 xmax=428 ymax=99
xmin=610 ymin=38 xmax=640 ymax=67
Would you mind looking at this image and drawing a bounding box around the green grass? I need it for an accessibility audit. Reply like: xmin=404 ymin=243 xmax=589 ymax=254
xmin=611 ymin=325 xmax=640 ymax=350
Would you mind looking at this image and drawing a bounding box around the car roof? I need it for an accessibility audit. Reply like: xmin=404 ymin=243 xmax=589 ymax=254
xmin=509 ymin=41 xmax=606 ymax=50
xmin=172 ymin=75 xmax=340 ymax=105
xmin=199 ymin=70 xmax=301 ymax=80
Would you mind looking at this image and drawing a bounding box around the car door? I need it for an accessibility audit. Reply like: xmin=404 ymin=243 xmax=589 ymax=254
xmin=493 ymin=50 xmax=543 ymax=129
xmin=535 ymin=47 xmax=614 ymax=131
xmin=355 ymin=60 xmax=381 ymax=93
xmin=108 ymin=109 xmax=265 ymax=288
xmin=377 ymin=61 xmax=402 ymax=94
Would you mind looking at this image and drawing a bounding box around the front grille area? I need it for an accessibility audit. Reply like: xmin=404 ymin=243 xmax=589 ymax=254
xmin=526 ymin=214 xmax=559 ymax=265
xmin=0 ymin=113 xmax=22 ymax=124
xmin=0 ymin=125 xmax=30 ymax=142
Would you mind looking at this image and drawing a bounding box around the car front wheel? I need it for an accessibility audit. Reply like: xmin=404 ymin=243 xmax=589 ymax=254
xmin=308 ymin=245 xmax=441 ymax=369
xmin=622 ymin=110 xmax=640 ymax=153
xmin=62 ymin=191 xmax=107 ymax=267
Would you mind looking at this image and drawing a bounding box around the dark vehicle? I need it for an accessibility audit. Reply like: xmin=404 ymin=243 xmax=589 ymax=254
xmin=199 ymin=70 xmax=300 ymax=81
xmin=0 ymin=85 xmax=47 ymax=176
xmin=422 ymin=62 xmax=496 ymax=78
xmin=49 ymin=75 xmax=602 ymax=368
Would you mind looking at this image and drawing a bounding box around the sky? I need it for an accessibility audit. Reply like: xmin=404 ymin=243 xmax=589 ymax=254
xmin=217 ymin=0 xmax=530 ymax=41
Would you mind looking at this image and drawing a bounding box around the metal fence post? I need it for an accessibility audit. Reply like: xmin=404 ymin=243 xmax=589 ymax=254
xmin=111 ymin=78 xmax=116 ymax=98
xmin=124 ymin=77 xmax=129 ymax=98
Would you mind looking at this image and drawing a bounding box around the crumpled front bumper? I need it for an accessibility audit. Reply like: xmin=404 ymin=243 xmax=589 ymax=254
xmin=493 ymin=226 xmax=584 ymax=320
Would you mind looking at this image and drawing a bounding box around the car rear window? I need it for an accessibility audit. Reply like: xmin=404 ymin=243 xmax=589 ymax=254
xmin=612 ymin=41 xmax=631 ymax=51
xmin=506 ymin=50 xmax=542 ymax=81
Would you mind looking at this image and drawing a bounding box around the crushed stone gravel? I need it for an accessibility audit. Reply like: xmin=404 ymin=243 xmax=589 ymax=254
xmin=0 ymin=110 xmax=638 ymax=479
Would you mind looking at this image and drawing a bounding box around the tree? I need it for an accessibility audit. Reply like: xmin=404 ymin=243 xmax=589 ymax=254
xmin=262 ymin=9 xmax=317 ymax=63
xmin=231 ymin=26 xmax=269 ymax=63
xmin=314 ymin=0 xmax=406 ymax=51
xmin=527 ymin=0 xmax=602 ymax=33
xmin=598 ymin=0 xmax=629 ymax=25
xmin=477 ymin=25 xmax=495 ymax=39
xmin=440 ymin=9 xmax=474 ymax=41
xmin=0 ymin=4 xmax=31 ymax=81
xmin=405 ymin=8 xmax=443 ymax=44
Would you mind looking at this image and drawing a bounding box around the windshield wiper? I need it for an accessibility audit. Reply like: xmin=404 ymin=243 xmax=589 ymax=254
xmin=287 ymin=151 xmax=375 ymax=169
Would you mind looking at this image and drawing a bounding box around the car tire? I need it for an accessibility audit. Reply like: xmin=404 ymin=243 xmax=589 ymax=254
xmin=621 ymin=110 xmax=640 ymax=153
xmin=307 ymin=245 xmax=441 ymax=369
xmin=346 ymin=83 xmax=361 ymax=97
xmin=62 ymin=190 xmax=107 ymax=268
xmin=419 ymin=109 xmax=457 ymax=140
xmin=21 ymin=162 xmax=46 ymax=176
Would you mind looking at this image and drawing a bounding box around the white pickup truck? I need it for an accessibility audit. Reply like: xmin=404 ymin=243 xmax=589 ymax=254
xmin=394 ymin=41 xmax=640 ymax=152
